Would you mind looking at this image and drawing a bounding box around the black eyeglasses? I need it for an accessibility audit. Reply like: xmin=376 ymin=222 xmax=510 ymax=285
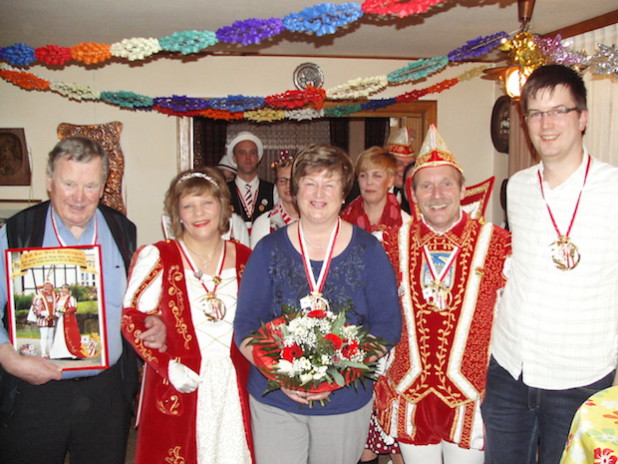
xmin=525 ymin=107 xmax=579 ymax=122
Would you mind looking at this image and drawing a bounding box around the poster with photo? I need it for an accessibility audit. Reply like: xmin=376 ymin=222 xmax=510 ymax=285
xmin=4 ymin=245 xmax=109 ymax=372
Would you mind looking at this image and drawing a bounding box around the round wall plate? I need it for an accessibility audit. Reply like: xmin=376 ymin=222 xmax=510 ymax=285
xmin=293 ymin=63 xmax=324 ymax=90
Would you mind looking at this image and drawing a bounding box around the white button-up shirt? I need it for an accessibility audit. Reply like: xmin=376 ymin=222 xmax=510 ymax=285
xmin=492 ymin=151 xmax=618 ymax=389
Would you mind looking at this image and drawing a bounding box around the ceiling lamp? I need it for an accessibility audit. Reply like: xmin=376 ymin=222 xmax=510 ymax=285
xmin=482 ymin=0 xmax=542 ymax=99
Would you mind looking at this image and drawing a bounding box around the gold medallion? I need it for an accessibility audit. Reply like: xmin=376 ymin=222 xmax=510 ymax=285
xmin=300 ymin=292 xmax=330 ymax=312
xmin=422 ymin=282 xmax=453 ymax=312
xmin=549 ymin=236 xmax=580 ymax=271
xmin=200 ymin=294 xmax=227 ymax=322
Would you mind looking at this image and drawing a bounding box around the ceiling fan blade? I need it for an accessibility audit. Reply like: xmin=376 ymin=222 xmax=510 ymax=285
xmin=518 ymin=0 xmax=537 ymax=24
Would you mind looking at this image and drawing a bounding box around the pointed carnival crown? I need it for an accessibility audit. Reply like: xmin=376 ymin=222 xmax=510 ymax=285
xmin=411 ymin=124 xmax=463 ymax=177
xmin=270 ymin=149 xmax=294 ymax=169
xmin=386 ymin=127 xmax=415 ymax=159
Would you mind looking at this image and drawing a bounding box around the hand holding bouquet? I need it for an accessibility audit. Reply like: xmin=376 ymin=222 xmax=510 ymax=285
xmin=249 ymin=306 xmax=386 ymax=404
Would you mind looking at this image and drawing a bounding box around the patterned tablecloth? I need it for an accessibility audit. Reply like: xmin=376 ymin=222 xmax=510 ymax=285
xmin=561 ymin=385 xmax=618 ymax=464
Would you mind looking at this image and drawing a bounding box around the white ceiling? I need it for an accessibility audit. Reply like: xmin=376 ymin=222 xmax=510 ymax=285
xmin=1 ymin=1 xmax=615 ymax=61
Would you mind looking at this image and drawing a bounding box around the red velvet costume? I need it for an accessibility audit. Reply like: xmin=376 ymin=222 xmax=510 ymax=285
xmin=122 ymin=239 xmax=254 ymax=464
xmin=375 ymin=213 xmax=510 ymax=449
xmin=57 ymin=295 xmax=85 ymax=358
xmin=341 ymin=192 xmax=403 ymax=234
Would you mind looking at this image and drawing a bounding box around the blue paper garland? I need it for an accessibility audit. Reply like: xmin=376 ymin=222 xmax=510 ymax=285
xmin=283 ymin=3 xmax=363 ymax=37
xmin=448 ymin=32 xmax=509 ymax=62
xmin=153 ymin=95 xmax=211 ymax=112
xmin=1 ymin=43 xmax=36 ymax=67
xmin=209 ymin=95 xmax=265 ymax=112
xmin=217 ymin=18 xmax=285 ymax=46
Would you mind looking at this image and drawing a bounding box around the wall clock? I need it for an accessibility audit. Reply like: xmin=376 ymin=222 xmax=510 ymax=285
xmin=490 ymin=95 xmax=511 ymax=154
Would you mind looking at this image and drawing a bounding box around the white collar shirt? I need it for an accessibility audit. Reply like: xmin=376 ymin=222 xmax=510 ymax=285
xmin=235 ymin=175 xmax=260 ymax=197
xmin=492 ymin=150 xmax=618 ymax=389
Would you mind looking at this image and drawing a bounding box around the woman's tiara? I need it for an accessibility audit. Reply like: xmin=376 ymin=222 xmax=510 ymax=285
xmin=178 ymin=172 xmax=218 ymax=187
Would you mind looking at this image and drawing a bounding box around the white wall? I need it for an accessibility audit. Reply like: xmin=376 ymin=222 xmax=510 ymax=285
xmin=0 ymin=56 xmax=505 ymax=245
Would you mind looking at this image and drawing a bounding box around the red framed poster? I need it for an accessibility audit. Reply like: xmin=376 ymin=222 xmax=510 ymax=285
xmin=5 ymin=245 xmax=109 ymax=372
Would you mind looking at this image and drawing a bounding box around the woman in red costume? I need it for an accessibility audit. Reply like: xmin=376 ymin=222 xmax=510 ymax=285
xmin=341 ymin=146 xmax=410 ymax=243
xmin=50 ymin=284 xmax=85 ymax=359
xmin=122 ymin=167 xmax=254 ymax=464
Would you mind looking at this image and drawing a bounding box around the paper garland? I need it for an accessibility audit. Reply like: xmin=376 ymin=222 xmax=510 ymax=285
xmin=0 ymin=1 xmax=382 ymax=69
xmin=0 ymin=61 xmax=486 ymax=122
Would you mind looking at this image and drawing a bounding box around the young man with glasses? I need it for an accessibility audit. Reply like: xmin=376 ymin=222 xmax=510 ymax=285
xmin=482 ymin=64 xmax=618 ymax=463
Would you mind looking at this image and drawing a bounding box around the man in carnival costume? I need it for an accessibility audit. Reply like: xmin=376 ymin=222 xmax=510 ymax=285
xmin=482 ymin=65 xmax=618 ymax=464
xmin=387 ymin=127 xmax=416 ymax=214
xmin=374 ymin=125 xmax=511 ymax=464
xmin=226 ymin=131 xmax=277 ymax=232
xmin=29 ymin=281 xmax=58 ymax=358
xmin=0 ymin=136 xmax=164 ymax=464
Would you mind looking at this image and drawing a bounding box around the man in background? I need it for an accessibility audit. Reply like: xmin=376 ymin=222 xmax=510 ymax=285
xmin=386 ymin=127 xmax=416 ymax=214
xmin=226 ymin=131 xmax=277 ymax=232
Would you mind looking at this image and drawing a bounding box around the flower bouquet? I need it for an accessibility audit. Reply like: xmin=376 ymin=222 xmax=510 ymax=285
xmin=248 ymin=306 xmax=385 ymax=402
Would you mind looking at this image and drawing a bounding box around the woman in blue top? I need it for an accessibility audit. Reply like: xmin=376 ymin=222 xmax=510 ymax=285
xmin=234 ymin=144 xmax=402 ymax=464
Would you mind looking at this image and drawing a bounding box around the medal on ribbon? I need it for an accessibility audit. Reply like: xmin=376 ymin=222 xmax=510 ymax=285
xmin=179 ymin=240 xmax=228 ymax=322
xmin=538 ymin=156 xmax=590 ymax=271
xmin=298 ymin=219 xmax=341 ymax=313
xmin=549 ymin=236 xmax=581 ymax=271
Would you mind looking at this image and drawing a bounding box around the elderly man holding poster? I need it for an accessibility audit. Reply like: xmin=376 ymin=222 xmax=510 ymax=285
xmin=0 ymin=136 xmax=163 ymax=464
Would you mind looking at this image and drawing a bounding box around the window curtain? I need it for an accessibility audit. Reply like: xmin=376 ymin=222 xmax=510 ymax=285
xmin=193 ymin=117 xmax=227 ymax=168
xmin=569 ymin=24 xmax=618 ymax=166
xmin=508 ymin=101 xmax=537 ymax=176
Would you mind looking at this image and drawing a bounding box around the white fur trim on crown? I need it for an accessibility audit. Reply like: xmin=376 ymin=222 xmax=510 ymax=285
xmin=226 ymin=131 xmax=264 ymax=167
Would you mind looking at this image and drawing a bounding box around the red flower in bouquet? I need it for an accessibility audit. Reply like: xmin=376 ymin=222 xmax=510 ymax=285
xmin=307 ymin=309 xmax=328 ymax=319
xmin=324 ymin=333 xmax=343 ymax=350
xmin=282 ymin=343 xmax=304 ymax=362
xmin=341 ymin=340 xmax=359 ymax=359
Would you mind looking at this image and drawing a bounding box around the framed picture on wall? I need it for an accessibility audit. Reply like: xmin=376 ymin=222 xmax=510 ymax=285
xmin=0 ymin=128 xmax=31 ymax=186
xmin=4 ymin=245 xmax=109 ymax=372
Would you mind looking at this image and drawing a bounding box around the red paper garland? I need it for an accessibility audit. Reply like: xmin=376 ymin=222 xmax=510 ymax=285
xmin=265 ymin=85 xmax=326 ymax=110
xmin=361 ymin=0 xmax=446 ymax=18
xmin=0 ymin=69 xmax=50 ymax=90
xmin=35 ymin=45 xmax=73 ymax=66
